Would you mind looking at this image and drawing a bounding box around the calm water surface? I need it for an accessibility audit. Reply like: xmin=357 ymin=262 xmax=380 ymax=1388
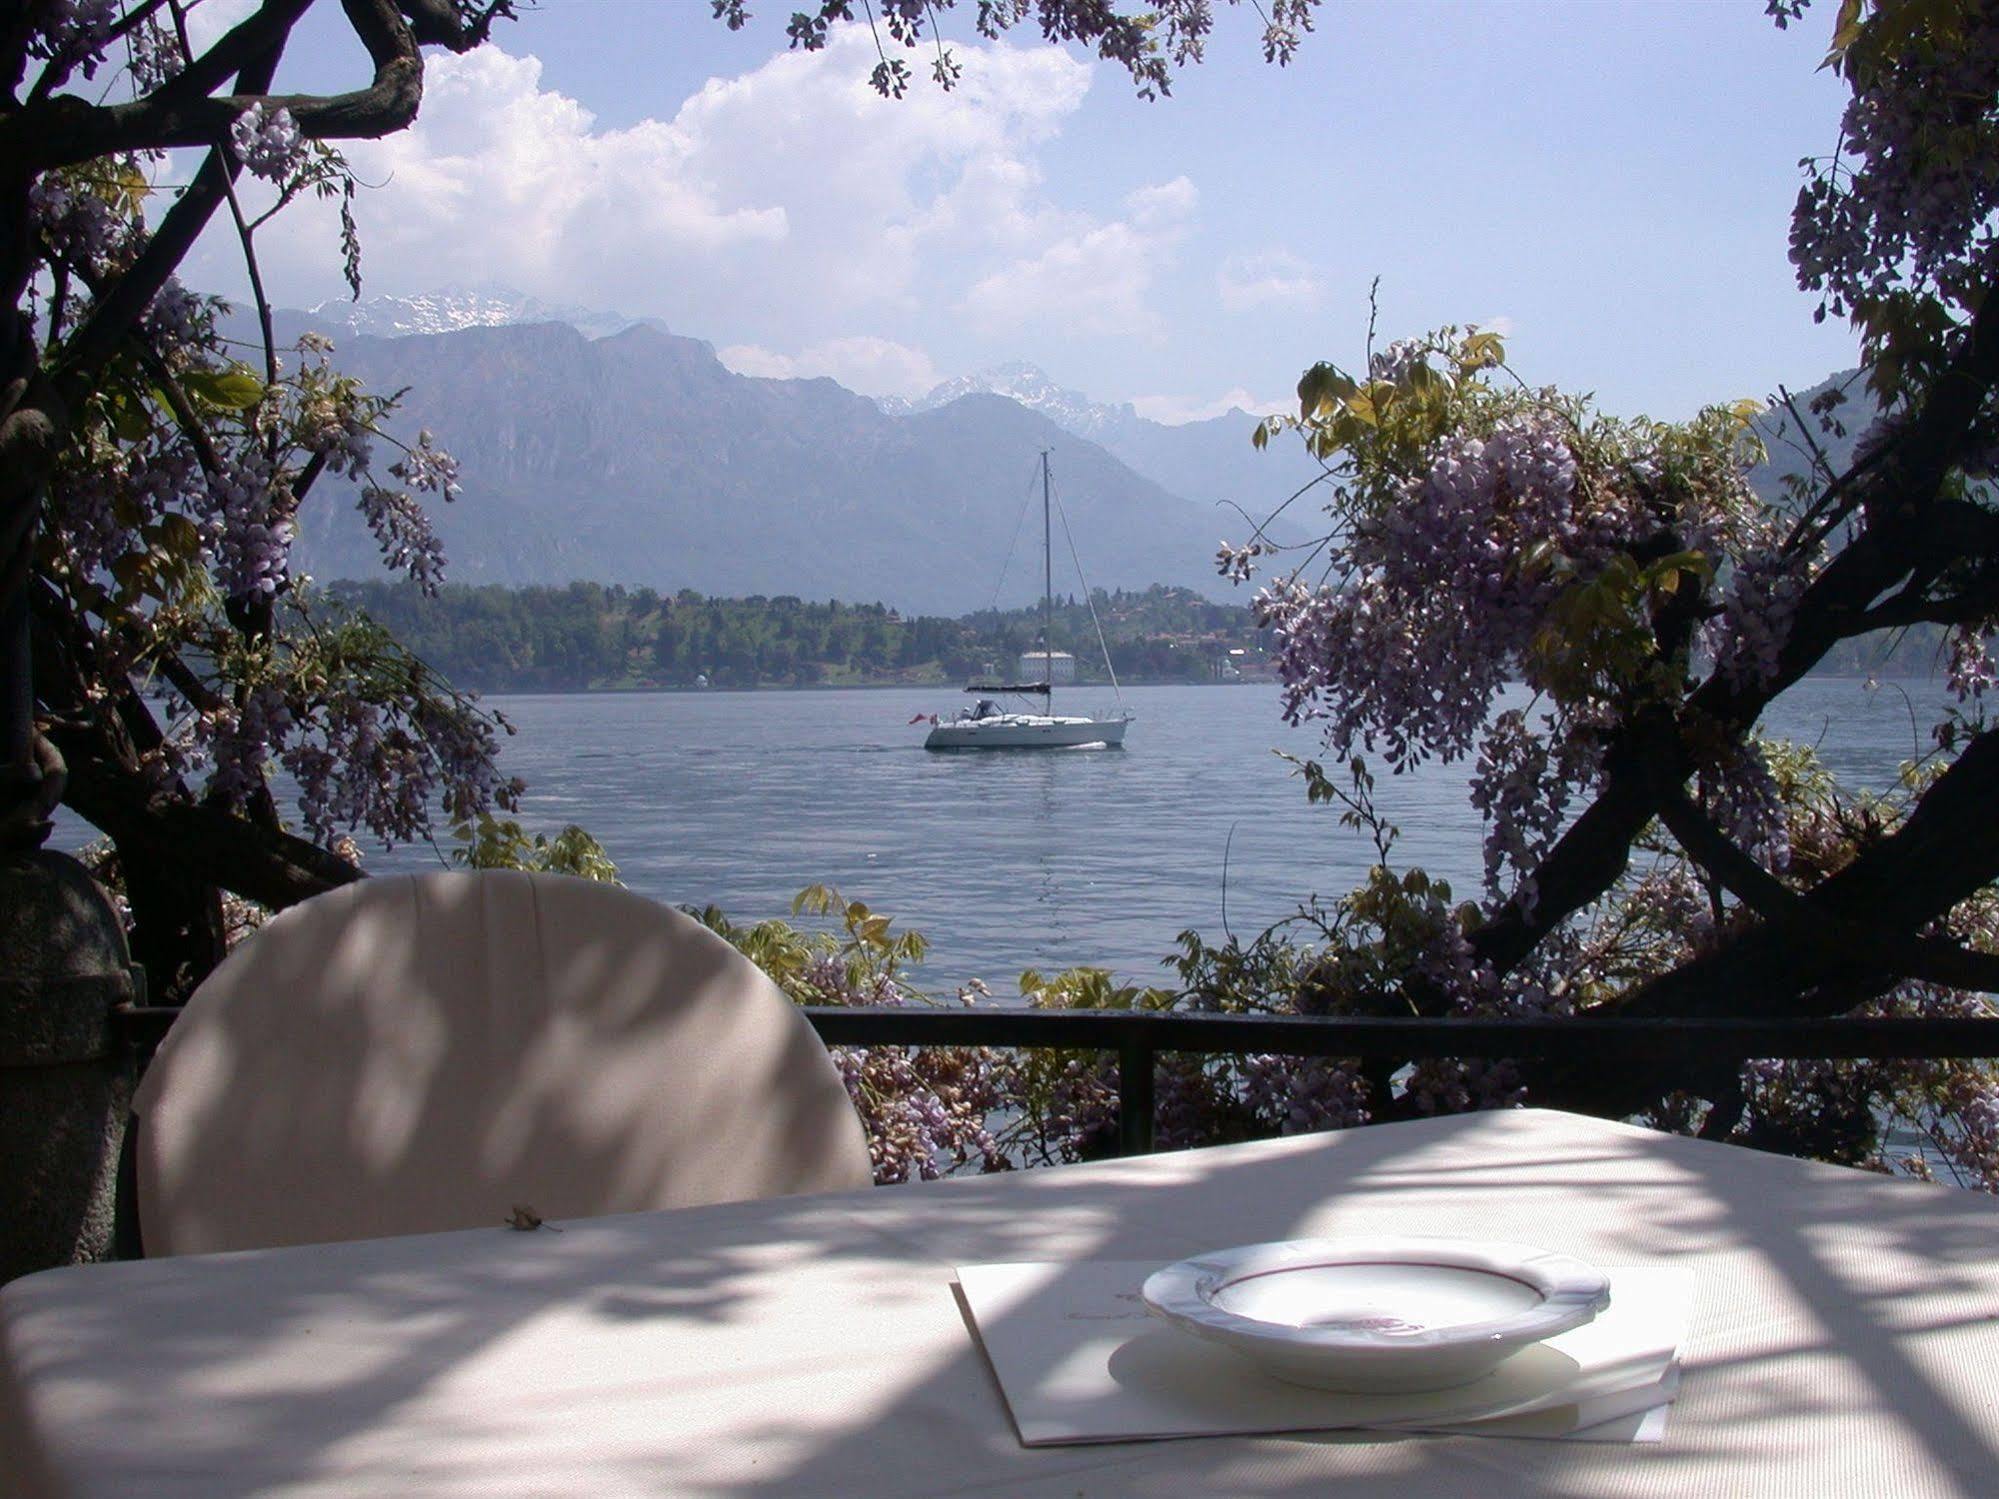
xmin=363 ymin=676 xmax=1948 ymax=991
xmin=57 ymin=676 xmax=1947 ymax=990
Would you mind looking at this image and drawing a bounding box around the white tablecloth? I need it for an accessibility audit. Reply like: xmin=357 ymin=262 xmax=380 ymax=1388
xmin=5 ymin=1109 xmax=1999 ymax=1497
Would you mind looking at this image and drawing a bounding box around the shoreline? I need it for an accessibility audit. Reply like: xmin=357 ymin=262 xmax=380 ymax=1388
xmin=464 ymin=677 xmax=1286 ymax=698
xmin=461 ymin=673 xmax=1931 ymax=699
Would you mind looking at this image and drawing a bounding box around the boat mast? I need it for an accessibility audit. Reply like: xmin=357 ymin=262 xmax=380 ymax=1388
xmin=1041 ymin=449 xmax=1053 ymax=710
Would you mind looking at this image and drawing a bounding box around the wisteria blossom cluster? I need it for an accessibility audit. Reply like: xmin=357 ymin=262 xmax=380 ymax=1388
xmin=141 ymin=277 xmax=217 ymax=347
xmin=1252 ymin=336 xmax=1763 ymax=766
xmin=1736 ymin=980 xmax=1999 ymax=1194
xmin=33 ymin=144 xmax=508 ymax=864
xmin=125 ymin=17 xmax=185 ymax=92
xmin=1948 ymin=626 xmax=1996 ymax=702
xmin=1708 ymin=549 xmax=1812 ymax=688
xmin=1226 ymin=5 xmax=1999 ymax=1191
xmin=153 ymin=621 xmax=523 ymax=851
xmin=1469 ymin=709 xmax=1600 ymax=904
xmin=230 ymin=105 xmax=308 ymax=185
xmin=1239 ymin=322 xmax=1999 ymax=1170
xmin=1789 ymin=0 xmax=1999 ymax=370
xmin=26 ymin=0 xmax=117 ymax=77
xmin=690 ymin=893 xmax=1016 ymax=1182
xmin=1237 ymin=1052 xmax=1370 ymax=1135
xmin=690 ymin=890 xmax=1397 ymax=1179
xmin=1700 ymin=739 xmax=1793 ymax=874
xmin=28 ymin=168 xmax=140 ymax=271
xmin=1258 ymin=406 xmax=1598 ymax=769
xmin=817 ymin=964 xmax=1013 ymax=1184
xmin=1245 ymin=329 xmax=1787 ymax=926
xmin=206 ymin=450 xmax=292 ymax=602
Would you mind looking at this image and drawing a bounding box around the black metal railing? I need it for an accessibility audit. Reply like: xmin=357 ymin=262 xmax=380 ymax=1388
xmin=803 ymin=1008 xmax=1999 ymax=1157
xmin=119 ymin=1003 xmax=1999 ymax=1160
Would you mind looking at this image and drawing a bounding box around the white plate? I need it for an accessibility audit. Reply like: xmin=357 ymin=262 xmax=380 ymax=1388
xmin=1140 ymin=1237 xmax=1611 ymax=1393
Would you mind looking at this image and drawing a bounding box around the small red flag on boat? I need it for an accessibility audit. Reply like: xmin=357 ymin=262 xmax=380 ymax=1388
xmin=907 ymin=712 xmax=929 ymax=724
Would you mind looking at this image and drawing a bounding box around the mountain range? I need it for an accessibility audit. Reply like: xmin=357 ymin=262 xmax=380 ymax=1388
xmin=300 ymin=285 xmax=646 ymax=342
xmin=257 ymin=290 xmax=1857 ymax=618
xmin=260 ymin=293 xmax=1324 ymax=616
xmin=883 ymin=361 xmax=1313 ymax=528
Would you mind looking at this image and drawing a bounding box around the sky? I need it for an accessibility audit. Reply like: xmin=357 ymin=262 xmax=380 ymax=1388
xmin=177 ymin=0 xmax=1866 ymax=425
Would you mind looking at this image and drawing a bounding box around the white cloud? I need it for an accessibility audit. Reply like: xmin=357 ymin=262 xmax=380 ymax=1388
xmin=1217 ymin=251 xmax=1321 ymax=311
xmin=1126 ymin=176 xmax=1198 ymax=228
xmin=959 ymin=175 xmax=1196 ymax=339
xmin=200 ymin=26 xmax=1107 ymax=348
xmin=1130 ymin=386 xmax=1290 ymax=426
xmin=185 ymin=0 xmax=259 ymax=53
xmin=1475 ymin=314 xmax=1518 ymax=337
xmin=248 ymin=47 xmax=787 ymax=299
xmin=719 ymin=336 xmax=942 ymax=399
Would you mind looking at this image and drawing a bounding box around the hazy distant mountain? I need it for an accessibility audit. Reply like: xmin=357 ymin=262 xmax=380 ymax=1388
xmin=273 ymin=291 xmax=1324 ymax=538
xmin=885 ymin=361 xmax=1325 ymax=523
xmin=1747 ymin=368 xmax=1872 ymax=506
xmin=251 ymin=282 xmax=1877 ymax=615
xmin=882 ymin=360 xmax=1129 ymax=436
xmin=298 ymin=286 xmax=644 ymax=342
xmin=280 ymin=319 xmax=1293 ymax=616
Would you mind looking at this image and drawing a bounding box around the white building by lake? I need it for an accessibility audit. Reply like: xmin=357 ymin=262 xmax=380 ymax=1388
xmin=1016 ymin=649 xmax=1076 ymax=684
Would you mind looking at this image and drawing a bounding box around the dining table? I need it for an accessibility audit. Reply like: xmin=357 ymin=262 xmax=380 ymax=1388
xmin=4 ymin=1106 xmax=1998 ymax=1497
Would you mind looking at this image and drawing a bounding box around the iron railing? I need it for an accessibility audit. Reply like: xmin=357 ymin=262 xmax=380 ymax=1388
xmin=119 ymin=1003 xmax=1999 ymax=1159
xmin=809 ymin=1008 xmax=1999 ymax=1156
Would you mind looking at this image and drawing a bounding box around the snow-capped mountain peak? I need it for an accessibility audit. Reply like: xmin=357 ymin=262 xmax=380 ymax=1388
xmin=303 ymin=285 xmax=641 ymax=341
xmin=881 ymin=362 xmax=1139 ymax=441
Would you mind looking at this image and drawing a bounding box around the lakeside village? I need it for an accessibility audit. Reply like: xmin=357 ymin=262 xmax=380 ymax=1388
xmin=331 ymin=577 xmax=1941 ymax=696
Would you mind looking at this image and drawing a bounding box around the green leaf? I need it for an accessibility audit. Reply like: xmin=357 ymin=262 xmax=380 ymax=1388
xmin=109 ymin=397 xmax=152 ymax=443
xmin=182 ymin=365 xmax=267 ymax=411
xmin=1459 ymin=331 xmax=1506 ymax=371
xmin=792 ymin=883 xmax=838 ymax=916
xmin=1824 ymin=0 xmax=1865 ymax=67
xmin=1296 ymin=362 xmax=1356 ymax=420
xmin=157 ymin=513 xmax=203 ymax=558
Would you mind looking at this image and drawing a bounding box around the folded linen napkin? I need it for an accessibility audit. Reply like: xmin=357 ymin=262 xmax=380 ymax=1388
xmin=954 ymin=1260 xmax=1689 ymax=1448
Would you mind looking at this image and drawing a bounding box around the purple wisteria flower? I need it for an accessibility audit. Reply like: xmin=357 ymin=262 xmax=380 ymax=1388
xmin=231 ymin=104 xmax=308 ymax=183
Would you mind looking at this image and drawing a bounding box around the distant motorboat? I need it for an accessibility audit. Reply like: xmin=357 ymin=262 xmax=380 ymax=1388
xmin=923 ymin=451 xmax=1133 ymax=752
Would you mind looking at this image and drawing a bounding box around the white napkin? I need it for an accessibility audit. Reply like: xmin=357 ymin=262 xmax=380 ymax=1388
xmin=954 ymin=1260 xmax=1689 ymax=1447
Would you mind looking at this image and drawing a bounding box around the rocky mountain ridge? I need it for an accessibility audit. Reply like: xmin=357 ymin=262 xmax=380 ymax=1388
xmin=271 ymin=315 xmax=1312 ymax=617
xmin=290 ymin=290 xmax=1321 ymax=511
xmin=303 ymin=286 xmax=644 ymax=342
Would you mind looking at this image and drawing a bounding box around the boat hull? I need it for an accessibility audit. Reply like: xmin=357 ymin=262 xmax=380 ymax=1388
xmin=925 ymin=714 xmax=1129 ymax=750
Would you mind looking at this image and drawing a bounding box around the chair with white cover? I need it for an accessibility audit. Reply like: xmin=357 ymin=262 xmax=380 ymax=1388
xmin=129 ymin=871 xmax=873 ymax=1256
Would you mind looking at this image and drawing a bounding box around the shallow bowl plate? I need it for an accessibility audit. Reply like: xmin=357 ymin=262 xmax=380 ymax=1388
xmin=1139 ymin=1236 xmax=1611 ymax=1393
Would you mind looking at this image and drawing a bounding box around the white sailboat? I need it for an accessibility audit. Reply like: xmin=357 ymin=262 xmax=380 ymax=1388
xmin=923 ymin=452 xmax=1134 ymax=751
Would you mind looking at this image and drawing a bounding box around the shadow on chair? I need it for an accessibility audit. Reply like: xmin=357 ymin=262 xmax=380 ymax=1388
xmin=123 ymin=871 xmax=873 ymax=1256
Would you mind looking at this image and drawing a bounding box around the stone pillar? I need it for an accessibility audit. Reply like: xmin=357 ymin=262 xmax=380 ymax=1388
xmin=0 ymin=850 xmax=139 ymax=1285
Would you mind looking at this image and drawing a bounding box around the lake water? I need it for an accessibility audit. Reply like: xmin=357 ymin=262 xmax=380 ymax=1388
xmin=251 ymin=675 xmax=1948 ymax=994
xmin=54 ymin=676 xmax=1947 ymax=992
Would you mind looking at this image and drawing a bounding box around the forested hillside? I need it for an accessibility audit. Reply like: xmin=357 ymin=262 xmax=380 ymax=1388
xmin=330 ymin=578 xmax=1942 ymax=694
xmin=328 ymin=581 xmax=1267 ymax=691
